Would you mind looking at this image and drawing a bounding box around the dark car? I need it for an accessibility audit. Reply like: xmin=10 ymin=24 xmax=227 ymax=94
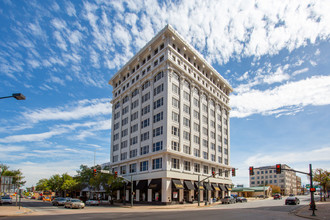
xmin=285 ymin=196 xmax=300 ymax=205
xmin=236 ymin=197 xmax=247 ymax=203
xmin=273 ymin=194 xmax=282 ymax=200
xmin=221 ymin=196 xmax=236 ymax=204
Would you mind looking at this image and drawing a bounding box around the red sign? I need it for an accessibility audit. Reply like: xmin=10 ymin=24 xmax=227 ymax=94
xmin=310 ymin=188 xmax=316 ymax=192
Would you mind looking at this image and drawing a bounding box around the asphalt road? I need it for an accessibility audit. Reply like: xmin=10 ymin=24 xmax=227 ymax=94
xmin=1 ymin=196 xmax=309 ymax=220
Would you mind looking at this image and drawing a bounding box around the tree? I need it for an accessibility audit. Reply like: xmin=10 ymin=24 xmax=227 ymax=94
xmin=313 ymin=169 xmax=330 ymax=201
xmin=0 ymin=164 xmax=26 ymax=188
xmin=48 ymin=174 xmax=62 ymax=195
xmin=268 ymin=184 xmax=281 ymax=194
xmin=62 ymin=178 xmax=78 ymax=198
xmin=35 ymin=178 xmax=50 ymax=191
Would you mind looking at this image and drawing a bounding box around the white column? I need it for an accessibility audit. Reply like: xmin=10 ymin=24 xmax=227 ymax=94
xmin=162 ymin=178 xmax=171 ymax=203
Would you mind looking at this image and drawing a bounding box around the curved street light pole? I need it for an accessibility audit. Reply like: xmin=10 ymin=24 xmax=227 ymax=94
xmin=0 ymin=93 xmax=26 ymax=100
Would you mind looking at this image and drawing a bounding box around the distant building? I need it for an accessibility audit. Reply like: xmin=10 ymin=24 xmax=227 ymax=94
xmin=232 ymin=186 xmax=272 ymax=198
xmin=0 ymin=176 xmax=15 ymax=194
xmin=249 ymin=164 xmax=300 ymax=196
xmin=108 ymin=25 xmax=233 ymax=204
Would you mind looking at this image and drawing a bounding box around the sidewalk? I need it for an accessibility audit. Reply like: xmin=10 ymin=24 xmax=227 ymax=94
xmin=294 ymin=201 xmax=330 ymax=220
xmin=0 ymin=205 xmax=32 ymax=217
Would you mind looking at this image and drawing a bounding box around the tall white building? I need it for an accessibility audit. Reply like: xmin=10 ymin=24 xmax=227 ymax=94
xmin=108 ymin=25 xmax=233 ymax=204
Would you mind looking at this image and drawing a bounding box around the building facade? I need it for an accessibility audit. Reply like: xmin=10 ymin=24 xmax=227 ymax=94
xmin=109 ymin=25 xmax=233 ymax=204
xmin=249 ymin=164 xmax=300 ymax=196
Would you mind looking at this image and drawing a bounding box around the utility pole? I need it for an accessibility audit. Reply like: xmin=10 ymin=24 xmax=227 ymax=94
xmin=131 ymin=175 xmax=133 ymax=207
xmin=310 ymin=164 xmax=316 ymax=216
xmin=198 ymin=175 xmax=200 ymax=207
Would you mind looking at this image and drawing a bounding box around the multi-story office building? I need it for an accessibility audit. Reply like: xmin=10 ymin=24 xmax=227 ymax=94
xmin=108 ymin=25 xmax=233 ymax=204
xmin=249 ymin=164 xmax=300 ymax=195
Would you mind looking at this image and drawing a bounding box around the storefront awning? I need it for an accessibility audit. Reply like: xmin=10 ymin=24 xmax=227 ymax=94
xmin=148 ymin=178 xmax=162 ymax=191
xmin=184 ymin=180 xmax=194 ymax=190
xmin=172 ymin=179 xmax=184 ymax=190
xmin=136 ymin=180 xmax=148 ymax=190
xmin=211 ymin=183 xmax=220 ymax=191
xmin=194 ymin=182 xmax=205 ymax=190
xmin=225 ymin=185 xmax=232 ymax=191
xmin=204 ymin=182 xmax=212 ymax=191
xmin=219 ymin=184 xmax=227 ymax=191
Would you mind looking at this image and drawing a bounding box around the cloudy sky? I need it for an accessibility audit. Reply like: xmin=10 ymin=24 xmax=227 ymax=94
xmin=1 ymin=0 xmax=330 ymax=188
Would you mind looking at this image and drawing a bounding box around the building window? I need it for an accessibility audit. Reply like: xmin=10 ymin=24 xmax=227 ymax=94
xmin=194 ymin=163 xmax=200 ymax=172
xmin=154 ymin=97 xmax=164 ymax=109
xmin=194 ymin=148 xmax=200 ymax=157
xmin=153 ymin=112 xmax=164 ymax=123
xmin=203 ymin=165 xmax=208 ymax=174
xmin=120 ymin=166 xmax=126 ymax=174
xmin=193 ymin=110 xmax=199 ymax=118
xmin=193 ymin=135 xmax=200 ymax=144
xmin=131 ymin=99 xmax=139 ymax=109
xmin=142 ymin=92 xmax=150 ymax=103
xmin=122 ymin=106 xmax=129 ymax=115
xmin=121 ymin=152 xmax=127 ymax=160
xmin=172 ymin=84 xmax=179 ymax=94
xmin=142 ymin=81 xmax=150 ymax=91
xmin=153 ymin=126 xmax=163 ymax=137
xmin=172 ymin=158 xmax=180 ymax=169
xmin=183 ymin=91 xmax=190 ymax=101
xmin=140 ymin=131 xmax=149 ymax=142
xmin=131 ymin=111 xmax=138 ymax=121
xmin=202 ymin=127 xmax=208 ymax=136
xmin=131 ymin=124 xmax=138 ymax=133
xmin=115 ymin=101 xmax=120 ymax=109
xmin=130 ymin=136 xmax=138 ymax=145
xmin=121 ymin=129 xmax=128 ymax=137
xmin=141 ymin=145 xmax=149 ymax=155
xmin=113 ymin=144 xmax=119 ymax=152
xmin=121 ymin=140 xmax=128 ymax=149
xmin=122 ymin=117 xmax=128 ymax=126
xmin=183 ymin=104 xmax=190 ymax=114
xmin=132 ymin=89 xmax=139 ymax=98
xmin=172 ymin=126 xmax=179 ymax=137
xmin=154 ymin=71 xmax=164 ymax=83
xmin=218 ymin=156 xmax=222 ymax=163
xmin=113 ymin=133 xmax=119 ymax=141
xmin=141 ymin=105 xmax=150 ymax=116
xmin=211 ymin=154 xmax=215 ymax=162
xmin=153 ymin=141 xmax=163 ymax=152
xmin=184 ymin=161 xmax=191 ymax=171
xmin=154 ymin=83 xmax=164 ymax=96
xmin=113 ymin=155 xmax=118 ymax=162
xmin=114 ymin=122 xmax=120 ymax=131
xmin=194 ymin=123 xmax=200 ymax=132
xmin=183 ymin=117 xmax=190 ymax=127
xmin=224 ymin=159 xmax=228 ymax=165
xmin=183 ymin=131 xmax=190 ymax=141
xmin=130 ymin=149 xmax=137 ymax=158
xmin=171 ymin=141 xmax=179 ymax=151
xmin=172 ymin=97 xmax=179 ymax=108
xmin=203 ymin=151 xmax=208 ymax=159
xmin=210 ymin=143 xmax=215 ymax=150
xmin=172 ymin=112 xmax=179 ymax=122
xmin=193 ymin=98 xmax=199 ymax=107
xmin=140 ymin=161 xmax=148 ymax=172
xmin=141 ymin=118 xmax=150 ymax=129
xmin=129 ymin=163 xmax=137 ymax=173
xmin=152 ymin=158 xmax=162 ymax=169
xmin=123 ymin=96 xmax=129 ymax=104
xmin=183 ymin=145 xmax=190 ymax=154
xmin=202 ymin=139 xmax=208 ymax=147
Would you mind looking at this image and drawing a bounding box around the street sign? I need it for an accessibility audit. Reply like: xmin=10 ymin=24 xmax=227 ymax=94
xmin=100 ymin=170 xmax=110 ymax=174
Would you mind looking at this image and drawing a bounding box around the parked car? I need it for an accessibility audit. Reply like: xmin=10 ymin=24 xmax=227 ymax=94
xmin=221 ymin=196 xmax=236 ymax=204
xmin=285 ymin=196 xmax=300 ymax=205
xmin=273 ymin=194 xmax=282 ymax=200
xmin=52 ymin=197 xmax=67 ymax=206
xmin=236 ymin=197 xmax=247 ymax=203
xmin=1 ymin=196 xmax=13 ymax=204
xmin=64 ymin=199 xmax=85 ymax=209
xmin=85 ymin=199 xmax=100 ymax=206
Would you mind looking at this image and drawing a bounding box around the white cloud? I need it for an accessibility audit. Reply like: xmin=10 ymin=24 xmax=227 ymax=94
xmin=231 ymin=75 xmax=330 ymax=118
xmin=292 ymin=68 xmax=309 ymax=76
xmin=263 ymin=67 xmax=290 ymax=84
xmin=22 ymin=98 xmax=111 ymax=123
xmin=0 ymin=128 xmax=67 ymax=143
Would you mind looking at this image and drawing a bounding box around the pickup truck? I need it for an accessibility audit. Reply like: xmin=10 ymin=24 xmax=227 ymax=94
xmin=221 ymin=196 xmax=236 ymax=204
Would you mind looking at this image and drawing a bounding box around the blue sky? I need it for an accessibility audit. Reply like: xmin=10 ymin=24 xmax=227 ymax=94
xmin=1 ymin=0 xmax=330 ymax=188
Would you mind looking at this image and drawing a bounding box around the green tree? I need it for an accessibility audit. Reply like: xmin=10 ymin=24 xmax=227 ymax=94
xmin=35 ymin=178 xmax=50 ymax=191
xmin=48 ymin=174 xmax=62 ymax=195
xmin=0 ymin=164 xmax=26 ymax=187
xmin=75 ymin=165 xmax=93 ymax=190
xmin=313 ymin=169 xmax=330 ymax=201
xmin=268 ymin=184 xmax=281 ymax=194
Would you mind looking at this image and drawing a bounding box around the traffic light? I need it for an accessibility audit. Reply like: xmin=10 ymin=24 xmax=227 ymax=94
xmin=232 ymin=168 xmax=236 ymax=177
xmin=212 ymin=171 xmax=216 ymax=178
xmin=114 ymin=171 xmax=118 ymax=178
xmin=276 ymin=164 xmax=281 ymax=174
xmin=93 ymin=169 xmax=97 ymax=177
xmin=310 ymin=188 xmax=316 ymax=192
xmin=249 ymin=166 xmax=254 ymax=175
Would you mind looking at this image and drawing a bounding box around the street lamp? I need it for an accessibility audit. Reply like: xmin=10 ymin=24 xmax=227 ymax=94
xmin=0 ymin=93 xmax=26 ymax=100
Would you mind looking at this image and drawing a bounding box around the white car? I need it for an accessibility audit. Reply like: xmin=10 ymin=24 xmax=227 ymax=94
xmin=85 ymin=199 xmax=100 ymax=206
xmin=1 ymin=196 xmax=13 ymax=204
xmin=64 ymin=199 xmax=85 ymax=209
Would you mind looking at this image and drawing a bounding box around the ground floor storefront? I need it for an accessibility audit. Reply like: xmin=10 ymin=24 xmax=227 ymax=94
xmin=114 ymin=178 xmax=231 ymax=205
